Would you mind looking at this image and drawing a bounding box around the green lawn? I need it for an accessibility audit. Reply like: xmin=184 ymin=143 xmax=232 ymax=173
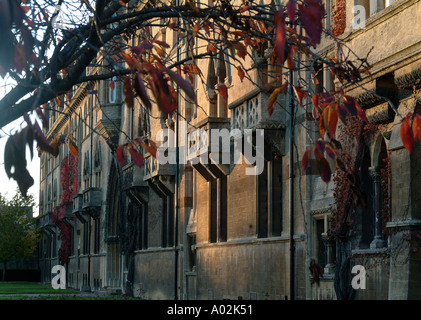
xmin=0 ymin=282 xmax=141 ymax=300
xmin=0 ymin=281 xmax=77 ymax=294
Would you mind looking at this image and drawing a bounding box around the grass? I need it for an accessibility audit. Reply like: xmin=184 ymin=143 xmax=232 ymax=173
xmin=0 ymin=281 xmax=142 ymax=300
xmin=0 ymin=281 xmax=77 ymax=294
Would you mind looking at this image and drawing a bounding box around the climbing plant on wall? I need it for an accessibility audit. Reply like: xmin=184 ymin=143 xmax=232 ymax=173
xmin=52 ymin=153 xmax=78 ymax=265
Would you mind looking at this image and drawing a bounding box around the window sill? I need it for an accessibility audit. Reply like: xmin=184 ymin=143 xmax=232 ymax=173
xmin=352 ymin=247 xmax=389 ymax=255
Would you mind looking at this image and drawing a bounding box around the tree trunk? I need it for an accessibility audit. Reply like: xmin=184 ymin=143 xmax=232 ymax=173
xmin=334 ymin=238 xmax=355 ymax=300
xmin=2 ymin=261 xmax=6 ymax=282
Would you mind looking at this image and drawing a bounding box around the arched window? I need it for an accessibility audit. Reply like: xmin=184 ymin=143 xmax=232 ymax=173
xmin=206 ymin=51 xmax=231 ymax=118
xmin=94 ymin=142 xmax=102 ymax=187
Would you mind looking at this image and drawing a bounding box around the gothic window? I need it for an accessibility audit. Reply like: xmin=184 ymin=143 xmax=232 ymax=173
xmin=313 ymin=211 xmax=336 ymax=273
xmin=356 ymin=140 xmax=388 ymax=249
xmin=257 ymin=152 xmax=282 ymax=238
xmin=107 ymin=164 xmax=121 ymax=287
xmin=162 ymin=194 xmax=174 ymax=248
xmin=206 ymin=52 xmax=231 ymax=118
xmin=82 ymin=222 xmax=89 ymax=255
xmin=83 ymin=151 xmax=90 ymax=189
xmin=135 ymin=203 xmax=148 ymax=250
xmin=93 ymin=218 xmax=100 ymax=254
xmin=53 ymin=179 xmax=57 ymax=207
xmin=94 ymin=142 xmax=102 ymax=187
xmin=47 ymin=184 xmax=52 ymax=212
xmin=209 ymin=175 xmax=227 ymax=243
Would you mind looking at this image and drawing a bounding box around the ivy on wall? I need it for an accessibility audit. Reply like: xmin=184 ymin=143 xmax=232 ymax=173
xmin=52 ymin=153 xmax=78 ymax=264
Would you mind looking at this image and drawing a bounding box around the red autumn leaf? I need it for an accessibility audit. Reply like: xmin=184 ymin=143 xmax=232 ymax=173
xmin=134 ymin=72 xmax=152 ymax=109
xmin=164 ymin=68 xmax=195 ymax=101
xmin=287 ymin=0 xmax=296 ymax=23
xmin=281 ymin=80 xmax=289 ymax=94
xmin=412 ymin=113 xmax=421 ymax=143
xmin=34 ymin=105 xmax=49 ymax=129
xmin=343 ymin=98 xmax=358 ymax=117
xmin=314 ymin=147 xmax=331 ymax=183
xmin=129 ymin=147 xmax=145 ymax=168
xmin=151 ymin=39 xmax=170 ymax=49
xmin=315 ymin=139 xmax=326 ymax=153
xmin=110 ymin=80 xmax=115 ymax=90
xmin=325 ymin=143 xmax=337 ymax=161
xmin=268 ymin=87 xmax=281 ymax=116
xmin=312 ymin=94 xmax=320 ymax=119
xmin=356 ymin=102 xmax=368 ymax=123
xmin=218 ymin=84 xmax=228 ymax=102
xmin=401 ymin=113 xmax=414 ymax=154
xmin=116 ymin=145 xmax=125 ymax=165
xmin=298 ymin=0 xmax=325 ymax=45
xmin=302 ymin=147 xmax=311 ymax=170
xmin=240 ymin=4 xmax=250 ymax=13
xmin=274 ymin=9 xmax=286 ymax=63
xmin=139 ymin=138 xmax=157 ymax=158
xmin=118 ymin=51 xmax=138 ymax=70
xmin=293 ymin=86 xmax=306 ymax=108
xmin=319 ymin=107 xmax=328 ymax=138
xmin=237 ymin=66 xmax=245 ymax=82
xmin=123 ymin=76 xmax=134 ymax=109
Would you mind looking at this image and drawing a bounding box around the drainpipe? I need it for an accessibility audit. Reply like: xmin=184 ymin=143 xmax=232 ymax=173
xmin=174 ymin=0 xmax=180 ymax=300
xmin=88 ymin=90 xmax=93 ymax=290
xmin=289 ymin=65 xmax=295 ymax=301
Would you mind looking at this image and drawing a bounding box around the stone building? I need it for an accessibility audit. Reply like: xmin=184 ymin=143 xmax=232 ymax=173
xmin=37 ymin=0 xmax=421 ymax=299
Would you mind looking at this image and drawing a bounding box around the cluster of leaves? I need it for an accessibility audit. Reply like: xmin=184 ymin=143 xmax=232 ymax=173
xmin=118 ymin=33 xmax=196 ymax=115
xmin=400 ymin=112 xmax=421 ymax=154
xmin=380 ymin=156 xmax=391 ymax=235
xmin=4 ymin=109 xmax=53 ymax=198
xmin=302 ymin=91 xmax=367 ymax=183
xmin=0 ymin=0 xmax=35 ymax=77
xmin=332 ymin=0 xmax=346 ymax=37
xmin=328 ymin=115 xmax=368 ymax=238
xmin=52 ymin=153 xmax=78 ymax=265
xmin=116 ymin=136 xmax=157 ymax=168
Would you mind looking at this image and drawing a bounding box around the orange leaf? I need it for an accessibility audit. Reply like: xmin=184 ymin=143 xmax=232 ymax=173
xmin=193 ymin=23 xmax=199 ymax=38
xmin=274 ymin=9 xmax=286 ymax=63
xmin=412 ymin=114 xmax=421 ymax=143
xmin=186 ymin=0 xmax=200 ymax=12
xmin=237 ymin=66 xmax=245 ymax=82
xmin=319 ymin=107 xmax=328 ymax=138
xmin=139 ymin=139 xmax=157 ymax=158
xmin=208 ymin=43 xmax=218 ymax=53
xmin=118 ymin=52 xmax=139 ymax=70
xmin=293 ymin=86 xmax=306 ymax=108
xmin=268 ymin=87 xmax=281 ymax=116
xmin=328 ymin=106 xmax=338 ymax=137
xmin=401 ymin=113 xmax=414 ymax=154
